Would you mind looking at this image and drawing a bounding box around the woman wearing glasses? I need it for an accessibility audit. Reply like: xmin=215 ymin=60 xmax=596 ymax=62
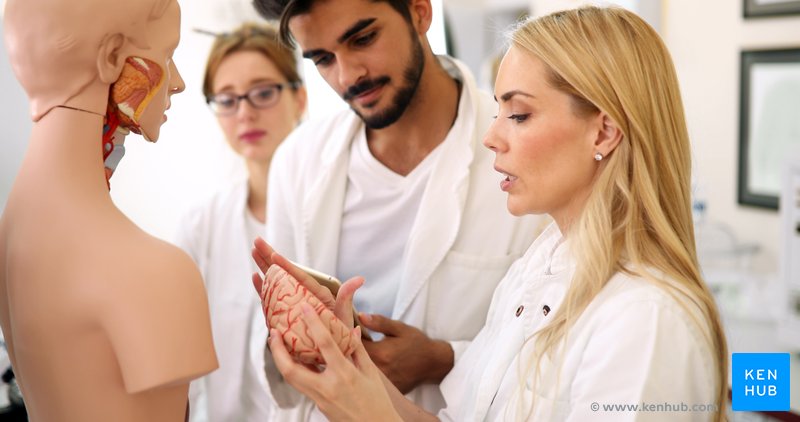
xmin=174 ymin=22 xmax=306 ymax=422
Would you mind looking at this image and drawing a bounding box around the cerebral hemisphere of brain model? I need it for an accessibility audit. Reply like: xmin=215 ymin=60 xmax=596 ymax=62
xmin=262 ymin=264 xmax=355 ymax=365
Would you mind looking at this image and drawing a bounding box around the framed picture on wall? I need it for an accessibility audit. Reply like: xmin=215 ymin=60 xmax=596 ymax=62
xmin=738 ymin=48 xmax=800 ymax=209
xmin=744 ymin=0 xmax=800 ymax=17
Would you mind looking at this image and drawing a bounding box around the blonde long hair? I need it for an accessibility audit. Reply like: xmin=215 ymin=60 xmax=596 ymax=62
xmin=510 ymin=7 xmax=728 ymax=419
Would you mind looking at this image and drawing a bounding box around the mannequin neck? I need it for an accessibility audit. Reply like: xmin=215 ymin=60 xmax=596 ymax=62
xmin=27 ymin=106 xmax=110 ymax=196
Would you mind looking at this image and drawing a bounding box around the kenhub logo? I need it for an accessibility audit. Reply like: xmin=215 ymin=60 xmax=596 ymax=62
xmin=732 ymin=353 xmax=791 ymax=411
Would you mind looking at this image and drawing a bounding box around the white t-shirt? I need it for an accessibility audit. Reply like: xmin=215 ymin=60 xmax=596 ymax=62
xmin=245 ymin=208 xmax=266 ymax=245
xmin=242 ymin=208 xmax=270 ymax=417
xmin=336 ymin=129 xmax=445 ymax=321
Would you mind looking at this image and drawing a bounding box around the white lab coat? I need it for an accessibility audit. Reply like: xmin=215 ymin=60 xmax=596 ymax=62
xmin=439 ymin=223 xmax=718 ymax=421
xmin=262 ymin=56 xmax=545 ymax=420
xmin=174 ymin=179 xmax=273 ymax=422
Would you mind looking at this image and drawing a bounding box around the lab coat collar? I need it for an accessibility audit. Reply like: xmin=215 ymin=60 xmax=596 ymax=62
xmin=303 ymin=114 xmax=362 ymax=273
xmin=393 ymin=56 xmax=482 ymax=320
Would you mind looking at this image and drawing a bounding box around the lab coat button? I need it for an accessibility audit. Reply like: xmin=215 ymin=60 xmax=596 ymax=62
xmin=515 ymin=305 xmax=524 ymax=317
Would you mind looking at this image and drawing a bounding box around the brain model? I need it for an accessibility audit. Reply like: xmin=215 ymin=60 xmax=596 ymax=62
xmin=262 ymin=265 xmax=355 ymax=365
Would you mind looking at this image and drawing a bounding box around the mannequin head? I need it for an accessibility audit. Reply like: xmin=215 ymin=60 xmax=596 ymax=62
xmin=3 ymin=0 xmax=184 ymax=141
xmin=115 ymin=1 xmax=185 ymax=141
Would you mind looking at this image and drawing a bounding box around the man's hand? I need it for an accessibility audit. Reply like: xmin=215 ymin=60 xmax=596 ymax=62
xmin=359 ymin=314 xmax=454 ymax=394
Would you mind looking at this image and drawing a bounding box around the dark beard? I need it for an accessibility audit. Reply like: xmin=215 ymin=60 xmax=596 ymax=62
xmin=347 ymin=33 xmax=425 ymax=130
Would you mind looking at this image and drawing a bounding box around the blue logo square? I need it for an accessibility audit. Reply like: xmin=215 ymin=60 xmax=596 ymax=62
xmin=732 ymin=353 xmax=791 ymax=411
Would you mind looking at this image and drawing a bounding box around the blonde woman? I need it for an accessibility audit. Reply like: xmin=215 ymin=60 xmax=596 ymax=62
xmin=255 ymin=6 xmax=728 ymax=421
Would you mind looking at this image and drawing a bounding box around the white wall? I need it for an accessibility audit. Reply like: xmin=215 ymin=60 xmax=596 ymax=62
xmin=529 ymin=0 xmax=661 ymax=28
xmin=663 ymin=0 xmax=800 ymax=275
xmin=0 ymin=19 xmax=31 ymax=212
xmin=0 ymin=0 xmax=445 ymax=242
xmin=444 ymin=0 xmax=533 ymax=91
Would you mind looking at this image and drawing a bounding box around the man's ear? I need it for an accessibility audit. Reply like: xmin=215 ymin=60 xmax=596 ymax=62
xmin=408 ymin=0 xmax=433 ymax=35
xmin=97 ymin=33 xmax=127 ymax=84
xmin=593 ymin=113 xmax=623 ymax=157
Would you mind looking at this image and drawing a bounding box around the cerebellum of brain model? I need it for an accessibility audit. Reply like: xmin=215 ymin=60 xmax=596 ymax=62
xmin=262 ymin=265 xmax=355 ymax=365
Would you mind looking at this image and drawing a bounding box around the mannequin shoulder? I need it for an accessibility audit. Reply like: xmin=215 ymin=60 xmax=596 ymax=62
xmin=109 ymin=231 xmax=205 ymax=294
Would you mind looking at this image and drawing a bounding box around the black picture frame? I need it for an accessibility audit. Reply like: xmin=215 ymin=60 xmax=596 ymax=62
xmin=738 ymin=48 xmax=800 ymax=210
xmin=744 ymin=0 xmax=800 ymax=17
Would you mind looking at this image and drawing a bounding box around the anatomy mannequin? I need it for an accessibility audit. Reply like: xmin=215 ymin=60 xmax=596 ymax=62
xmin=0 ymin=0 xmax=218 ymax=420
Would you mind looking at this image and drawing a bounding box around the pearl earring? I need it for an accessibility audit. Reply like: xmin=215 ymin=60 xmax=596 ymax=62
xmin=594 ymin=152 xmax=604 ymax=161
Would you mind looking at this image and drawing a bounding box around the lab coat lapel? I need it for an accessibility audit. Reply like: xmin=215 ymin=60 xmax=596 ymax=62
xmin=393 ymin=113 xmax=476 ymax=320
xmin=302 ymin=114 xmax=363 ymax=274
xmin=224 ymin=180 xmax=254 ymax=304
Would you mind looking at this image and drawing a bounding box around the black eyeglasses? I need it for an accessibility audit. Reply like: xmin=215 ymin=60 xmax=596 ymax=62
xmin=207 ymin=82 xmax=300 ymax=116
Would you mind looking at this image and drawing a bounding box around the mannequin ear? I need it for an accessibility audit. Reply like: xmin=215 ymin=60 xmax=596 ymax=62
xmin=593 ymin=113 xmax=623 ymax=157
xmin=408 ymin=0 xmax=433 ymax=35
xmin=97 ymin=33 xmax=127 ymax=84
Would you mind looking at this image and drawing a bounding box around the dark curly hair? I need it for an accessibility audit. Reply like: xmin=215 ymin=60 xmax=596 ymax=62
xmin=253 ymin=0 xmax=412 ymax=46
